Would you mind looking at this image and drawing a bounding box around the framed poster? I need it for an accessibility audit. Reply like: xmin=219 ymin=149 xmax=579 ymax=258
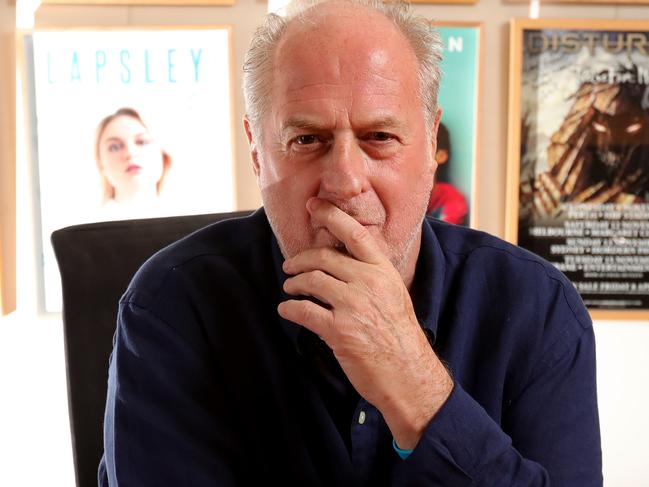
xmin=414 ymin=0 xmax=477 ymax=4
xmin=505 ymin=0 xmax=649 ymax=4
xmin=24 ymin=26 xmax=236 ymax=312
xmin=506 ymin=19 xmax=649 ymax=320
xmin=41 ymin=0 xmax=234 ymax=5
xmin=429 ymin=21 xmax=482 ymax=228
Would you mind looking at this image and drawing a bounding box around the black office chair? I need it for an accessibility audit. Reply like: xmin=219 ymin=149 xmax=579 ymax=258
xmin=51 ymin=211 xmax=252 ymax=487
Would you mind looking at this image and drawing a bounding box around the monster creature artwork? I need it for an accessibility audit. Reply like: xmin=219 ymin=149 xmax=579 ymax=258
xmin=524 ymin=68 xmax=649 ymax=219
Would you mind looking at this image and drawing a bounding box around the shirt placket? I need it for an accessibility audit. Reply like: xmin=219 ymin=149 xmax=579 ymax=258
xmin=350 ymin=398 xmax=382 ymax=482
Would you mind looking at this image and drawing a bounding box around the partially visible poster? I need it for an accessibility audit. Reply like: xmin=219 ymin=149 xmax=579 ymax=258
xmin=507 ymin=19 xmax=649 ymax=319
xmin=41 ymin=0 xmax=234 ymax=4
xmin=430 ymin=22 xmax=481 ymax=227
xmin=28 ymin=27 xmax=235 ymax=311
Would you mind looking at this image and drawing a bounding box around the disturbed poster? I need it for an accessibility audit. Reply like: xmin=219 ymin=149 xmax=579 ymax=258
xmin=516 ymin=25 xmax=649 ymax=312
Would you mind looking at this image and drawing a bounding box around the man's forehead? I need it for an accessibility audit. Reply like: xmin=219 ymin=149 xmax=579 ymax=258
xmin=272 ymin=25 xmax=417 ymax=103
xmin=277 ymin=73 xmax=402 ymax=101
xmin=271 ymin=82 xmax=408 ymax=131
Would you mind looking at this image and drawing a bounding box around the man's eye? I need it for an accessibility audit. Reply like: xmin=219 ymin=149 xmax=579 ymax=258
xmin=367 ymin=132 xmax=393 ymax=142
xmin=294 ymin=135 xmax=319 ymax=145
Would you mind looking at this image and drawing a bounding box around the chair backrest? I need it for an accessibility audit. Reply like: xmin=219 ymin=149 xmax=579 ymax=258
xmin=51 ymin=211 xmax=252 ymax=487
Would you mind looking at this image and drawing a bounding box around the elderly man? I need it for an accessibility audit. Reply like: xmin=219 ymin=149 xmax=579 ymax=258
xmin=99 ymin=0 xmax=602 ymax=485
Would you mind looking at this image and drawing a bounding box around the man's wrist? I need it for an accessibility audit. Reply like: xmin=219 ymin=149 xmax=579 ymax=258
xmin=383 ymin=359 xmax=454 ymax=450
xmin=385 ymin=407 xmax=432 ymax=450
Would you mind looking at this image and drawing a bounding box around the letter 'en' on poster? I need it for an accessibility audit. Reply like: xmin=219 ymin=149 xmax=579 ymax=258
xmin=22 ymin=26 xmax=236 ymax=312
xmin=506 ymin=18 xmax=649 ymax=320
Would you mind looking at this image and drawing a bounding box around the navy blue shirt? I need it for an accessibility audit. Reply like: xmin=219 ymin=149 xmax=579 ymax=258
xmin=99 ymin=209 xmax=602 ymax=486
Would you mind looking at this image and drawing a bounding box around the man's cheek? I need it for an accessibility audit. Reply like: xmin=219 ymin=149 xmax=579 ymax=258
xmin=313 ymin=228 xmax=341 ymax=249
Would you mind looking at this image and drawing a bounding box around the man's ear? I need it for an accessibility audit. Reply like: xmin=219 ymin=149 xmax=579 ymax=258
xmin=430 ymin=107 xmax=443 ymax=174
xmin=431 ymin=107 xmax=442 ymax=155
xmin=243 ymin=116 xmax=260 ymax=178
xmin=435 ymin=149 xmax=449 ymax=165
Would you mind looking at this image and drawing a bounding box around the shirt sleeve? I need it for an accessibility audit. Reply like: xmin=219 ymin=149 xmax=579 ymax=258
xmin=390 ymin=325 xmax=602 ymax=487
xmin=99 ymin=298 xmax=241 ymax=487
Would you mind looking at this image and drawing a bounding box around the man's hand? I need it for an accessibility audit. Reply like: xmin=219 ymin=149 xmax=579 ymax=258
xmin=278 ymin=198 xmax=453 ymax=450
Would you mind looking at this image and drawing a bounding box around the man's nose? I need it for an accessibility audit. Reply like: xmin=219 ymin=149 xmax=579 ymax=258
xmin=319 ymin=136 xmax=367 ymax=200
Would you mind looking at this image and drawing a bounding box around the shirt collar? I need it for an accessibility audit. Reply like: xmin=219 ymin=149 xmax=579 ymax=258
xmin=410 ymin=218 xmax=446 ymax=343
xmin=270 ymin=216 xmax=446 ymax=351
xmin=271 ymin=236 xmax=303 ymax=351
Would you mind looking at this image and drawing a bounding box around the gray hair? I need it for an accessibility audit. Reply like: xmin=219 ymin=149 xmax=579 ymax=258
xmin=242 ymin=0 xmax=443 ymax=138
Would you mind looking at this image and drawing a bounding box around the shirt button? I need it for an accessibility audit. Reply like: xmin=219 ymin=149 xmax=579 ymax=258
xmin=358 ymin=410 xmax=366 ymax=425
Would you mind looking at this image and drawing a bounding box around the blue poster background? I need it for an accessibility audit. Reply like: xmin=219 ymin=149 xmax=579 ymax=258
xmin=436 ymin=25 xmax=480 ymax=226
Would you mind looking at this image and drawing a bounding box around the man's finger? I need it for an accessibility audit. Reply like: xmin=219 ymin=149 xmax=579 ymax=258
xmin=283 ymin=247 xmax=361 ymax=283
xmin=307 ymin=197 xmax=384 ymax=265
xmin=283 ymin=270 xmax=347 ymax=306
xmin=277 ymin=299 xmax=333 ymax=340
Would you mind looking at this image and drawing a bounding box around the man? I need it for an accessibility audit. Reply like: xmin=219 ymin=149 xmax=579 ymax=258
xmin=99 ymin=0 xmax=602 ymax=485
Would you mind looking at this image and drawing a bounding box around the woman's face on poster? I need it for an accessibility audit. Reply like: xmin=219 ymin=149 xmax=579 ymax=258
xmin=98 ymin=115 xmax=165 ymax=197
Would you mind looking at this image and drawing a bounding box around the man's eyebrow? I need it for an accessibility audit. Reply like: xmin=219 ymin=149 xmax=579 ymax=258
xmin=281 ymin=115 xmax=407 ymax=132
xmin=281 ymin=117 xmax=326 ymax=132
xmin=360 ymin=115 xmax=406 ymax=131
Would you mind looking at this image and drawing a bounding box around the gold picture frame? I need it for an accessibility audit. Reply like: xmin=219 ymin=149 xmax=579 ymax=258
xmin=506 ymin=0 xmax=649 ymax=4
xmin=40 ymin=0 xmax=234 ymax=5
xmin=412 ymin=0 xmax=477 ymax=4
xmin=1 ymin=28 xmax=16 ymax=316
xmin=506 ymin=18 xmax=649 ymax=320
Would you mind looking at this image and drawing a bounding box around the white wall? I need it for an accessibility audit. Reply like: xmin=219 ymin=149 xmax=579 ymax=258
xmin=1 ymin=0 xmax=648 ymax=485
xmin=595 ymin=321 xmax=649 ymax=485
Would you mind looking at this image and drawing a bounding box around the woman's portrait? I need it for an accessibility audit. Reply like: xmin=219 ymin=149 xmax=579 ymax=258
xmin=95 ymin=107 xmax=172 ymax=213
